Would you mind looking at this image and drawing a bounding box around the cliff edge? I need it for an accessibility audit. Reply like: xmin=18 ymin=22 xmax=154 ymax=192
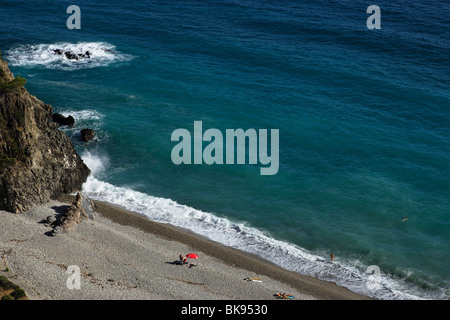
xmin=0 ymin=56 xmax=90 ymax=213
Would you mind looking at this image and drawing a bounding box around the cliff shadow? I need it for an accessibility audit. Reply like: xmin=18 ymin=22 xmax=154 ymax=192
xmin=51 ymin=205 xmax=71 ymax=216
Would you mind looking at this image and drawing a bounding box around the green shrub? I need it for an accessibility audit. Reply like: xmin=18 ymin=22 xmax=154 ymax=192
xmin=11 ymin=288 xmax=26 ymax=300
xmin=0 ymin=76 xmax=27 ymax=92
xmin=0 ymin=275 xmax=19 ymax=291
xmin=0 ymin=276 xmax=27 ymax=300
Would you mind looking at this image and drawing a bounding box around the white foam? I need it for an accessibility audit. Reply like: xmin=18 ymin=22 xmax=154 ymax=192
xmin=55 ymin=109 xmax=106 ymax=143
xmin=79 ymin=152 xmax=431 ymax=300
xmin=59 ymin=109 xmax=104 ymax=122
xmin=6 ymin=42 xmax=133 ymax=70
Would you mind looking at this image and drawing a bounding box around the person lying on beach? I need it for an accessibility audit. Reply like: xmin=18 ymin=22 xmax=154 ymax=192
xmin=179 ymin=254 xmax=188 ymax=264
xmin=169 ymin=255 xmax=188 ymax=265
xmin=274 ymin=292 xmax=294 ymax=300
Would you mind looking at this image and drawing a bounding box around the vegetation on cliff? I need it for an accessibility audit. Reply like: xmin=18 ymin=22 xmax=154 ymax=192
xmin=0 ymin=75 xmax=27 ymax=92
xmin=0 ymin=275 xmax=28 ymax=300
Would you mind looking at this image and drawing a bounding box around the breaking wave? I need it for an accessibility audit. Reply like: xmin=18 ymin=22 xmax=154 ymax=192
xmin=55 ymin=109 xmax=107 ymax=143
xmin=79 ymin=151 xmax=438 ymax=300
xmin=6 ymin=42 xmax=133 ymax=70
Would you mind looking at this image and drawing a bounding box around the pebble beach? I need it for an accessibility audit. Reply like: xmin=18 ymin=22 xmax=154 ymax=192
xmin=0 ymin=197 xmax=369 ymax=300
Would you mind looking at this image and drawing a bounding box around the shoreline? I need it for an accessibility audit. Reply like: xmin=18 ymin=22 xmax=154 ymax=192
xmin=63 ymin=194 xmax=371 ymax=300
xmin=0 ymin=195 xmax=371 ymax=300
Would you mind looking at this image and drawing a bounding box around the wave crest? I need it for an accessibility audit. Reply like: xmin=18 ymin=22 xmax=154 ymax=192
xmin=6 ymin=42 xmax=133 ymax=70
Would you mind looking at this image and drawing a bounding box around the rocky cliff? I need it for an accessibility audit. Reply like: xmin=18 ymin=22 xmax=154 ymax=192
xmin=0 ymin=57 xmax=90 ymax=213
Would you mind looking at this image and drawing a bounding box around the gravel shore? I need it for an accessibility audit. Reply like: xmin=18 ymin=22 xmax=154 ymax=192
xmin=0 ymin=198 xmax=369 ymax=300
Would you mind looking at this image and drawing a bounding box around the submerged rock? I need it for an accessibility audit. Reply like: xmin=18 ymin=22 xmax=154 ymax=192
xmin=80 ymin=128 xmax=95 ymax=142
xmin=53 ymin=49 xmax=91 ymax=60
xmin=64 ymin=51 xmax=79 ymax=60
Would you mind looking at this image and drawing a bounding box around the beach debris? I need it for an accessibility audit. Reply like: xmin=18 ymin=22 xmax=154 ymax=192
xmin=244 ymin=277 xmax=262 ymax=282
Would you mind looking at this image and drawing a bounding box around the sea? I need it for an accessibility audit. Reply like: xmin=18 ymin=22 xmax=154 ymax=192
xmin=1 ymin=0 xmax=449 ymax=300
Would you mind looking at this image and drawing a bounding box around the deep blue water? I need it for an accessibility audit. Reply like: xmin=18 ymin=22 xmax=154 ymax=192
xmin=1 ymin=0 xmax=449 ymax=299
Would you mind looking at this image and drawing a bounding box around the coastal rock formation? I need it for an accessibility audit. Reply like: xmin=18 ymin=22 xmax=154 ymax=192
xmin=53 ymin=49 xmax=91 ymax=60
xmin=49 ymin=193 xmax=95 ymax=235
xmin=51 ymin=113 xmax=75 ymax=126
xmin=80 ymin=128 xmax=95 ymax=142
xmin=0 ymin=57 xmax=90 ymax=213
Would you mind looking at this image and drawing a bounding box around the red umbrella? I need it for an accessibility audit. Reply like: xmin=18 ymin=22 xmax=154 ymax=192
xmin=186 ymin=253 xmax=199 ymax=266
xmin=186 ymin=253 xmax=199 ymax=259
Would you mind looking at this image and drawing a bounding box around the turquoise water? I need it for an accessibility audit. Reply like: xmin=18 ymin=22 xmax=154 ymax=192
xmin=1 ymin=0 xmax=449 ymax=299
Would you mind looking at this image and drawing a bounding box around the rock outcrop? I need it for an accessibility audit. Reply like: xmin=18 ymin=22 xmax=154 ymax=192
xmin=51 ymin=113 xmax=75 ymax=126
xmin=0 ymin=57 xmax=90 ymax=213
xmin=47 ymin=193 xmax=95 ymax=235
xmin=80 ymin=128 xmax=95 ymax=142
xmin=53 ymin=49 xmax=91 ymax=60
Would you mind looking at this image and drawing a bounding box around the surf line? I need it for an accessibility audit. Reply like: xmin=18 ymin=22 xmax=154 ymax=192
xmin=171 ymin=121 xmax=279 ymax=175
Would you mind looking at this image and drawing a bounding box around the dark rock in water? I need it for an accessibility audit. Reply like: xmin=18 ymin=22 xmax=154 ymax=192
xmin=64 ymin=51 xmax=79 ymax=60
xmin=80 ymin=128 xmax=95 ymax=142
xmin=0 ymin=58 xmax=90 ymax=213
xmin=53 ymin=49 xmax=91 ymax=60
xmin=52 ymin=113 xmax=75 ymax=126
xmin=77 ymin=51 xmax=91 ymax=59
